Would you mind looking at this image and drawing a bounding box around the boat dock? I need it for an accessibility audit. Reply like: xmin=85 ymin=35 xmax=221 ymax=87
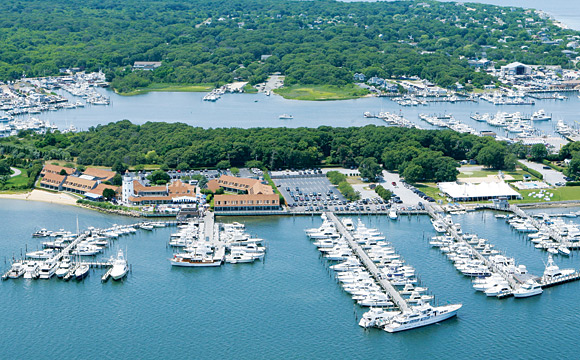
xmin=325 ymin=212 xmax=410 ymax=312
xmin=427 ymin=206 xmax=520 ymax=290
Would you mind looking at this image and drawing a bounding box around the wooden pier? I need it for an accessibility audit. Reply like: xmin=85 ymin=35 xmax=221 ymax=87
xmin=325 ymin=212 xmax=410 ymax=312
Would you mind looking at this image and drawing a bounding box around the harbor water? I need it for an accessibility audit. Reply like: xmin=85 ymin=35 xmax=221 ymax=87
xmin=3 ymin=200 xmax=580 ymax=358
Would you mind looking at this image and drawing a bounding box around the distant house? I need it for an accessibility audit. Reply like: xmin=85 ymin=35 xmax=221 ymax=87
xmin=260 ymin=55 xmax=272 ymax=61
xmin=133 ymin=61 xmax=162 ymax=71
xmin=353 ymin=73 xmax=366 ymax=82
xmin=82 ymin=168 xmax=116 ymax=182
xmin=468 ymin=58 xmax=491 ymax=68
xmin=41 ymin=164 xmax=75 ymax=176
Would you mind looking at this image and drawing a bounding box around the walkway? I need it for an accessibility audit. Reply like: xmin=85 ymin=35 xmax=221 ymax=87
xmin=9 ymin=167 xmax=21 ymax=178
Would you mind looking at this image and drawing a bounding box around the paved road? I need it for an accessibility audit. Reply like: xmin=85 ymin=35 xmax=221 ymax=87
xmin=519 ymin=160 xmax=566 ymax=186
xmin=10 ymin=167 xmax=21 ymax=178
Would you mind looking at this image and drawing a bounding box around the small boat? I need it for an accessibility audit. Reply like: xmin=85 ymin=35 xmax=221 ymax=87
xmin=141 ymin=224 xmax=154 ymax=231
xmin=279 ymin=114 xmax=293 ymax=120
xmin=55 ymin=258 xmax=72 ymax=278
xmin=26 ymin=249 xmax=57 ymax=259
xmin=75 ymin=264 xmax=90 ymax=280
xmin=6 ymin=262 xmax=26 ymax=279
xmin=110 ymin=249 xmax=129 ymax=280
xmin=359 ymin=308 xmax=400 ymax=328
xmin=32 ymin=229 xmax=53 ymax=238
xmin=558 ymin=246 xmax=571 ymax=256
xmin=23 ymin=261 xmax=39 ymax=279
xmin=388 ymin=210 xmax=398 ymax=220
xmin=513 ymin=280 xmax=543 ymax=298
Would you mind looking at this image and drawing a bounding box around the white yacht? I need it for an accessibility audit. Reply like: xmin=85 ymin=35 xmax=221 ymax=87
xmin=542 ymin=255 xmax=575 ymax=280
xmin=225 ymin=251 xmax=257 ymax=264
xmin=431 ymin=219 xmax=447 ymax=233
xmin=26 ymin=248 xmax=57 ymax=259
xmin=343 ymin=218 xmax=355 ymax=231
xmin=513 ymin=280 xmax=543 ymax=298
xmin=38 ymin=260 xmax=58 ymax=279
xmin=382 ymin=302 xmax=462 ymax=332
xmin=388 ymin=209 xmax=398 ymax=220
xmin=55 ymin=258 xmax=72 ymax=278
xmin=6 ymin=262 xmax=26 ymax=279
xmin=484 ymin=283 xmax=511 ymax=297
xmin=72 ymin=244 xmax=102 ymax=256
xmin=170 ymin=253 xmax=223 ymax=267
xmin=23 ymin=261 xmax=39 ymax=279
xmin=279 ymin=114 xmax=293 ymax=120
xmin=110 ymin=249 xmax=129 ymax=280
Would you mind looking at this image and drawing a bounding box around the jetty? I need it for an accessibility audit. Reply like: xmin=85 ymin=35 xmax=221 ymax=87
xmin=325 ymin=212 xmax=410 ymax=311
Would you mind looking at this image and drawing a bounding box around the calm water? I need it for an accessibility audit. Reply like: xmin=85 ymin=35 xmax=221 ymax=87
xmin=3 ymin=200 xmax=580 ymax=358
xmin=22 ymin=87 xmax=580 ymax=140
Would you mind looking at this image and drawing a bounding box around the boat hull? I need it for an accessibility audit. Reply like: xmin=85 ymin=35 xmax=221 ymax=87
xmin=383 ymin=305 xmax=461 ymax=333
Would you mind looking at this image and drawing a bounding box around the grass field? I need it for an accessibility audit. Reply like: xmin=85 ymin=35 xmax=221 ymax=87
xmin=274 ymin=84 xmax=370 ymax=101
xmin=511 ymin=186 xmax=580 ymax=204
xmin=457 ymin=168 xmax=539 ymax=181
xmin=120 ymin=83 xmax=214 ymax=96
xmin=415 ymin=183 xmax=446 ymax=202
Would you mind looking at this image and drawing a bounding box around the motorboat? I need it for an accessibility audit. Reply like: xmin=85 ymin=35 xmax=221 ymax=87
xmin=26 ymin=249 xmax=57 ymax=259
xmin=513 ymin=280 xmax=543 ymax=298
xmin=75 ymin=264 xmax=90 ymax=280
xmin=343 ymin=218 xmax=355 ymax=231
xmin=359 ymin=308 xmax=400 ymax=328
xmin=72 ymin=244 xmax=102 ymax=256
xmin=484 ymin=284 xmax=511 ymax=297
xmin=279 ymin=114 xmax=293 ymax=120
xmin=170 ymin=253 xmax=223 ymax=267
xmin=431 ymin=219 xmax=447 ymax=233
xmin=6 ymin=262 xmax=25 ymax=279
xmin=382 ymin=302 xmax=462 ymax=332
xmin=110 ymin=249 xmax=129 ymax=280
xmin=542 ymin=255 xmax=575 ymax=280
xmin=55 ymin=258 xmax=72 ymax=278
xmin=558 ymin=246 xmax=571 ymax=256
xmin=37 ymin=260 xmax=58 ymax=279
xmin=225 ymin=251 xmax=256 ymax=264
xmin=388 ymin=210 xmax=398 ymax=220
xmin=32 ymin=228 xmax=53 ymax=237
xmin=23 ymin=261 xmax=39 ymax=279
xmin=141 ymin=224 xmax=154 ymax=231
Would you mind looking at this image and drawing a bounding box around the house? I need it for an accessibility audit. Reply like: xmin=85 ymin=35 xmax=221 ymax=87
xmin=207 ymin=175 xmax=274 ymax=195
xmin=82 ymin=168 xmax=116 ymax=182
xmin=122 ymin=172 xmax=196 ymax=205
xmin=353 ymin=73 xmax=366 ymax=82
xmin=214 ymin=194 xmax=280 ymax=211
xmin=62 ymin=177 xmax=98 ymax=194
xmin=84 ymin=183 xmax=121 ymax=201
xmin=40 ymin=173 xmax=66 ymax=191
xmin=41 ymin=164 xmax=75 ymax=177
xmin=133 ymin=61 xmax=162 ymax=71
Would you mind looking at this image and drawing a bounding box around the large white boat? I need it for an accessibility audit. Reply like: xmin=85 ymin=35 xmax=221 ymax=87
xmin=6 ymin=262 xmax=26 ymax=279
xmin=382 ymin=302 xmax=462 ymax=333
xmin=23 ymin=261 xmax=39 ymax=279
xmin=513 ymin=279 xmax=543 ymax=298
xmin=170 ymin=253 xmax=223 ymax=267
xmin=26 ymin=249 xmax=57 ymax=259
xmin=431 ymin=219 xmax=446 ymax=233
xmin=110 ymin=249 xmax=129 ymax=281
xmin=279 ymin=114 xmax=293 ymax=120
xmin=38 ymin=260 xmax=58 ymax=279
xmin=55 ymin=258 xmax=72 ymax=278
xmin=388 ymin=209 xmax=398 ymax=220
xmin=542 ymin=255 xmax=575 ymax=280
xmin=75 ymin=264 xmax=90 ymax=280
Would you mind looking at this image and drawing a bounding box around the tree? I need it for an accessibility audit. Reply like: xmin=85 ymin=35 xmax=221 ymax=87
xmin=102 ymin=188 xmax=116 ymax=200
xmin=0 ymin=161 xmax=11 ymax=176
xmin=402 ymin=163 xmax=424 ymax=183
xmin=529 ymin=144 xmax=548 ymax=162
xmin=358 ymin=157 xmax=382 ymax=182
xmin=476 ymin=144 xmax=507 ymax=169
xmin=230 ymin=167 xmax=240 ymax=176
xmin=147 ymin=169 xmax=170 ymax=185
xmin=59 ymin=169 xmax=68 ymax=176
xmin=216 ymin=160 xmax=230 ymax=170
xmin=111 ymin=173 xmax=123 ymax=186
xmin=113 ymin=161 xmax=128 ymax=174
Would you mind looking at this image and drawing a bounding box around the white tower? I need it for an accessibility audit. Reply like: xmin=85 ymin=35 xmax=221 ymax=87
xmin=122 ymin=171 xmax=134 ymax=205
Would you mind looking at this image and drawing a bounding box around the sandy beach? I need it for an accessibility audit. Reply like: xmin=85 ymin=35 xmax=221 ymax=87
xmin=0 ymin=189 xmax=79 ymax=206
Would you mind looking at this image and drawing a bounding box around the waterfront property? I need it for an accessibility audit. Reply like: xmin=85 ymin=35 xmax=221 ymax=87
xmin=209 ymin=175 xmax=281 ymax=213
xmin=39 ymin=164 xmax=118 ymax=195
xmin=122 ymin=172 xmax=197 ymax=206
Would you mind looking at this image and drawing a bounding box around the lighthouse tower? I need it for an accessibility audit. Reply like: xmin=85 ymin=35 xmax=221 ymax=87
xmin=122 ymin=171 xmax=134 ymax=205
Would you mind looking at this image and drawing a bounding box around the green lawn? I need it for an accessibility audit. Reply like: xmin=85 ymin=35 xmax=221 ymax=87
xmin=415 ymin=183 xmax=446 ymax=202
xmin=274 ymin=84 xmax=370 ymax=101
xmin=458 ymin=168 xmax=539 ymax=181
xmin=6 ymin=167 xmax=28 ymax=188
xmin=511 ymin=186 xmax=580 ymax=204
xmin=120 ymin=83 xmax=214 ymax=96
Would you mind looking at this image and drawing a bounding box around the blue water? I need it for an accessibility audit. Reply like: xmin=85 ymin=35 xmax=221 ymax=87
xmin=3 ymin=200 xmax=580 ymax=358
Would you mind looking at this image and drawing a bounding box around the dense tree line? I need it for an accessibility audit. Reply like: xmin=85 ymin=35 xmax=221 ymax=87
xmin=0 ymin=0 xmax=576 ymax=91
xmin=0 ymin=120 xmax=524 ymax=184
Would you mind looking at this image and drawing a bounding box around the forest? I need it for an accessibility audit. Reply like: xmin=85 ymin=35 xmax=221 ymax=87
xmin=0 ymin=120 xmax=527 ymax=185
xmin=0 ymin=0 xmax=577 ymax=92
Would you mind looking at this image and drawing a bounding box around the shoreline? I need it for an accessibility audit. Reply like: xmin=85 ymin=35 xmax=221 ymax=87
xmin=0 ymin=189 xmax=79 ymax=206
